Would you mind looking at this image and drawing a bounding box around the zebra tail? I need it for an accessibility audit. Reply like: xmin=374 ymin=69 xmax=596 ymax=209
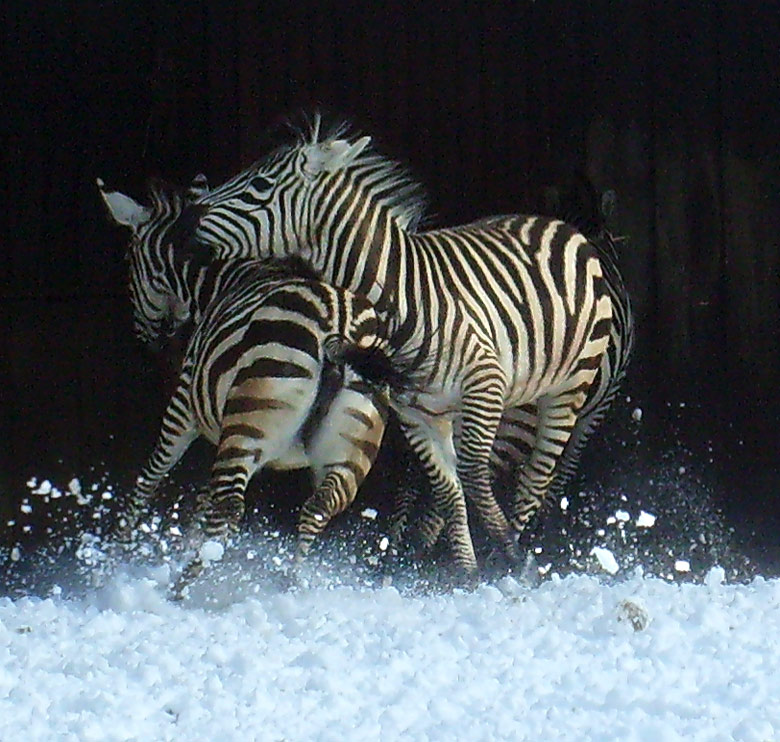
xmin=329 ymin=335 xmax=419 ymax=394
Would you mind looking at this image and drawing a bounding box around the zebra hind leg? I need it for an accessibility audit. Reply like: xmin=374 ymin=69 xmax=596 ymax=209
xmin=509 ymin=387 xmax=588 ymax=534
xmin=170 ymin=446 xmax=255 ymax=600
xmin=295 ymin=467 xmax=359 ymax=561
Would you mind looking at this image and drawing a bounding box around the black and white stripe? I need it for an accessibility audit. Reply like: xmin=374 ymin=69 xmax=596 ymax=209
xmin=173 ymin=118 xmax=615 ymax=574
xmin=490 ymin=202 xmax=634 ymax=501
xmin=99 ymin=178 xmax=391 ymax=586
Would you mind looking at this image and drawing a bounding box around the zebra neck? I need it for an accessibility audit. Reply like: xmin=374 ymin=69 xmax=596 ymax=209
xmin=186 ymin=260 xmax=250 ymax=324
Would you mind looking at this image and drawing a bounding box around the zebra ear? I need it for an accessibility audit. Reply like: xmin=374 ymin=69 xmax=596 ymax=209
xmin=97 ymin=178 xmax=151 ymax=230
xmin=303 ymin=136 xmax=371 ymax=176
xmin=187 ymin=173 xmax=209 ymax=201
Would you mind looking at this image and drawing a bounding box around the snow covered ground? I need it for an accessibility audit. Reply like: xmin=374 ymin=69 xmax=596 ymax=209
xmin=2 ymin=467 xmax=779 ymax=742
xmin=2 ymin=539 xmax=779 ymax=742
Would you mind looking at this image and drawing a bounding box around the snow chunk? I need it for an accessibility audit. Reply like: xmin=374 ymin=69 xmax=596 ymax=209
xmin=674 ymin=560 xmax=691 ymax=573
xmin=199 ymin=540 xmax=225 ymax=563
xmin=360 ymin=508 xmax=378 ymax=520
xmin=590 ymin=546 xmax=619 ymax=575
xmin=705 ymin=566 xmax=726 ymax=588
xmin=636 ymin=511 xmax=657 ymax=528
xmin=631 ymin=407 xmax=643 ymax=422
xmin=560 ymin=496 xmax=569 ymax=511
xmin=31 ymin=479 xmax=53 ymax=496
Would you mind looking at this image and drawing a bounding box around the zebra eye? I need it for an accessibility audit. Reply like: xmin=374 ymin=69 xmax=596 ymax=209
xmin=250 ymin=175 xmax=273 ymax=192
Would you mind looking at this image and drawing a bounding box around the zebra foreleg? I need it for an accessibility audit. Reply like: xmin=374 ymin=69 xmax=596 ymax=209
xmin=456 ymin=378 xmax=521 ymax=564
xmin=399 ymin=420 xmax=477 ymax=575
xmin=397 ymin=402 xmax=540 ymax=560
xmin=115 ymin=380 xmax=198 ymax=543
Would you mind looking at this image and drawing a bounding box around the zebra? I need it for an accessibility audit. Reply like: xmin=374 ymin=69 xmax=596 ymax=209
xmin=98 ymin=176 xmax=396 ymax=591
xmin=172 ymin=116 xmax=615 ymax=575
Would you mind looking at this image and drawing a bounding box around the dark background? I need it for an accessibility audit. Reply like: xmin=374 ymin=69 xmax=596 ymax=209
xmin=3 ymin=2 xmax=779 ymax=571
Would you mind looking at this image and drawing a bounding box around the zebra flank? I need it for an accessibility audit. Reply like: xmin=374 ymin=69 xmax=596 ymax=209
xmin=176 ymin=116 xmax=620 ymax=574
xmin=99 ymin=177 xmax=392 ymax=593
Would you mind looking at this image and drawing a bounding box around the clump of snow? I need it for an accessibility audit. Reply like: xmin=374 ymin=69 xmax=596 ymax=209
xmin=199 ymin=540 xmax=225 ymax=564
xmin=636 ymin=510 xmax=657 ymax=528
xmin=590 ymin=546 xmax=620 ymax=574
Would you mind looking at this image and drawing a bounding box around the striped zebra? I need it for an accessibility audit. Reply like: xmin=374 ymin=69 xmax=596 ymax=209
xmin=98 ymin=177 xmax=394 ymax=590
xmin=173 ymin=117 xmax=615 ymax=575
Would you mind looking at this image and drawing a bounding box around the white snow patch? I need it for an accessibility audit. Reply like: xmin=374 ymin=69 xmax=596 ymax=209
xmin=1 ymin=569 xmax=778 ymax=741
xmin=360 ymin=508 xmax=378 ymax=520
xmin=636 ymin=510 xmax=657 ymax=528
xmin=30 ymin=479 xmax=53 ymax=496
xmin=674 ymin=559 xmax=691 ymax=573
xmin=591 ymin=546 xmax=620 ymax=575
xmin=198 ymin=540 xmax=225 ymax=563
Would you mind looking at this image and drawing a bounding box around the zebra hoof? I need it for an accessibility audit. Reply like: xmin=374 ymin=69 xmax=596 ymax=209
xmin=168 ymin=556 xmax=206 ymax=600
xmin=443 ymin=563 xmax=480 ymax=592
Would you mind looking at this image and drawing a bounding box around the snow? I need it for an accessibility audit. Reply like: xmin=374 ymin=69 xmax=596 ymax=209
xmin=2 ymin=465 xmax=779 ymax=742
xmin=1 ymin=548 xmax=778 ymax=742
xmin=636 ymin=510 xmax=657 ymax=528
xmin=198 ymin=540 xmax=225 ymax=564
xmin=590 ymin=546 xmax=621 ymax=575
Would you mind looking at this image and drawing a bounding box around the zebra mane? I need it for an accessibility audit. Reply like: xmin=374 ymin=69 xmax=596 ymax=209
xmin=260 ymin=111 xmax=430 ymax=234
xmin=146 ymin=178 xmax=187 ymax=217
xmin=346 ymin=148 xmax=429 ymax=233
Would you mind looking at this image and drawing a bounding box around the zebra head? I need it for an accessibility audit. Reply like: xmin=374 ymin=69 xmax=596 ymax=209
xmin=173 ymin=115 xmax=374 ymax=265
xmin=98 ymin=174 xmax=209 ymax=350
